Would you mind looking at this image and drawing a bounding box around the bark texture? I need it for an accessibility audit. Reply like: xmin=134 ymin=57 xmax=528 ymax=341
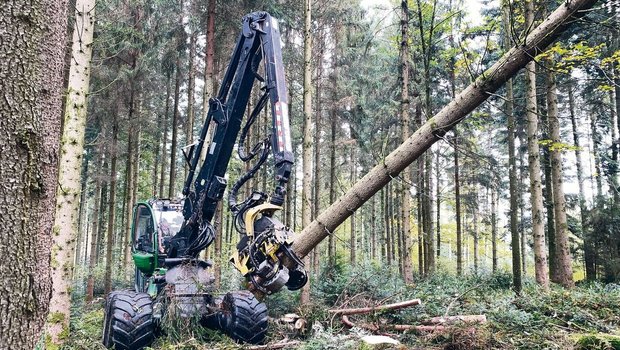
xmin=300 ymin=0 xmax=312 ymax=305
xmin=0 ymin=0 xmax=68 ymax=348
xmin=524 ymin=0 xmax=549 ymax=290
xmin=291 ymin=0 xmax=597 ymax=261
xmin=547 ymin=69 xmax=574 ymax=288
xmin=400 ymin=0 xmax=414 ymax=283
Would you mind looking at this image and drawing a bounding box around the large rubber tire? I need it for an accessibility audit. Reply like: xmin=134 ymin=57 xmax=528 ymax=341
xmin=102 ymin=290 xmax=156 ymax=350
xmin=221 ymin=291 xmax=269 ymax=344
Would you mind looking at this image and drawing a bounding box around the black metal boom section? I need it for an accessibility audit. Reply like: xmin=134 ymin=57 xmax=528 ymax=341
xmin=168 ymin=12 xmax=293 ymax=260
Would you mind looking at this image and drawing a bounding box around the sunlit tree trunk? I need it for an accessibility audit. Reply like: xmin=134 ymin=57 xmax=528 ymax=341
xmin=48 ymin=0 xmax=95 ymax=343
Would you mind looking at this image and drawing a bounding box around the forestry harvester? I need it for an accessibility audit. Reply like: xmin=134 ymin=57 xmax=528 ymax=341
xmin=102 ymin=12 xmax=307 ymax=349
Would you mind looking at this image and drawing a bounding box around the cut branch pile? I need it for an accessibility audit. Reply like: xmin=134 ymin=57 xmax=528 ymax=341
xmin=330 ymin=298 xmax=486 ymax=335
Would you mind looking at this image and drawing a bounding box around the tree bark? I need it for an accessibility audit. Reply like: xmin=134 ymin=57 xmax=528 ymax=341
xmin=168 ymin=3 xmax=184 ymax=198
xmin=48 ymin=0 xmax=95 ymax=343
xmin=491 ymin=186 xmax=498 ymax=272
xmin=350 ymin=143 xmax=357 ymax=265
xmin=473 ymin=186 xmax=479 ymax=274
xmin=454 ymin=129 xmax=463 ymax=275
xmin=524 ymin=0 xmax=549 ymax=289
xmin=300 ymin=0 xmax=312 ymax=305
xmin=86 ymin=149 xmax=103 ymax=302
xmin=159 ymin=71 xmax=172 ymax=197
xmin=568 ymin=79 xmax=594 ymax=280
xmin=0 ymin=0 xmax=68 ymax=347
xmin=547 ymin=69 xmax=574 ymax=288
xmin=104 ymin=107 xmax=119 ymax=296
xmin=291 ymin=0 xmax=597 ymax=263
xmin=400 ymin=0 xmax=414 ymax=282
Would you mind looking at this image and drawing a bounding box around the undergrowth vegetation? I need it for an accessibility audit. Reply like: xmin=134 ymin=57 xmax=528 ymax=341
xmin=67 ymin=258 xmax=620 ymax=349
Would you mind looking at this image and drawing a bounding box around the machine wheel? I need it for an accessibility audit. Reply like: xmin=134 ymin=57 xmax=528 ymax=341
xmin=102 ymin=290 xmax=156 ymax=350
xmin=221 ymin=291 xmax=268 ymax=344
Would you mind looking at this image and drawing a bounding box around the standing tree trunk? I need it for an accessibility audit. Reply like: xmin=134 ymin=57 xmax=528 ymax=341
xmin=0 ymin=0 xmax=68 ymax=347
xmin=104 ymin=107 xmax=119 ymax=296
xmin=454 ymin=129 xmax=463 ymax=275
xmin=568 ymin=80 xmax=594 ymax=280
xmin=291 ymin=0 xmax=597 ymax=268
xmin=185 ymin=8 xmax=197 ymax=181
xmin=86 ymin=149 xmax=103 ymax=302
xmin=436 ymin=151 xmax=441 ymax=257
xmin=159 ymin=71 xmax=172 ymax=197
xmin=400 ymin=0 xmax=414 ymax=283
xmin=547 ymin=69 xmax=574 ymax=288
xmin=384 ymin=186 xmax=392 ymax=266
xmin=501 ymin=0 xmax=521 ymax=292
xmin=350 ymin=143 xmax=357 ymax=265
xmin=300 ymin=0 xmax=312 ymax=305
xmin=491 ymin=186 xmax=498 ymax=272
xmin=168 ymin=4 xmax=184 ymax=198
xmin=472 ymin=187 xmax=479 ymax=274
xmin=541 ymin=108 xmax=558 ymax=281
xmin=524 ymin=0 xmax=549 ymax=290
xmin=48 ymin=0 xmax=95 ymax=343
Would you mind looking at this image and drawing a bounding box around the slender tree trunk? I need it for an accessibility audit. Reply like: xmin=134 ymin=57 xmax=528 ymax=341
xmin=384 ymin=187 xmax=392 ymax=266
xmin=371 ymin=196 xmax=377 ymax=260
xmin=454 ymin=129 xmax=463 ymax=275
xmin=501 ymin=1 xmax=521 ymax=292
xmin=491 ymin=187 xmax=498 ymax=272
xmin=524 ymin=0 xmax=549 ymax=289
xmin=436 ymin=150 xmax=441 ymax=257
xmin=568 ymin=80 xmax=594 ymax=280
xmin=300 ymin=0 xmax=312 ymax=305
xmin=473 ymin=187 xmax=479 ymax=274
xmin=168 ymin=50 xmax=182 ymax=197
xmin=312 ymin=38 xmax=323 ymax=277
xmin=541 ymin=111 xmax=558 ymax=281
xmin=185 ymin=21 xmax=197 ymax=181
xmin=400 ymin=0 xmax=414 ymax=282
xmin=104 ymin=107 xmax=119 ymax=296
xmin=547 ymin=69 xmax=574 ymax=288
xmin=48 ymin=0 xmax=94 ymax=343
xmin=292 ymin=0 xmax=598 ymax=264
xmin=86 ymin=149 xmax=103 ymax=302
xmin=350 ymin=144 xmax=357 ymax=265
xmin=123 ymin=86 xmax=136 ymax=272
xmin=159 ymin=72 xmax=172 ymax=197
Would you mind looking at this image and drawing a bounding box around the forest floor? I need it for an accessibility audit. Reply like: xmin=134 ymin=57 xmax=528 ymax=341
xmin=67 ymin=262 xmax=620 ymax=350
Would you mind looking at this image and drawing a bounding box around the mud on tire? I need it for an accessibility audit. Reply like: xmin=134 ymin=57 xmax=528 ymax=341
xmin=221 ymin=290 xmax=269 ymax=344
xmin=102 ymin=290 xmax=155 ymax=350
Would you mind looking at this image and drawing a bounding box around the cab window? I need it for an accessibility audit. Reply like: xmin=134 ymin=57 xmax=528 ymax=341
xmin=133 ymin=204 xmax=154 ymax=252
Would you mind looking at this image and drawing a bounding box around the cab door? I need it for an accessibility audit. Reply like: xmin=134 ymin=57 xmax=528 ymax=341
xmin=131 ymin=203 xmax=156 ymax=279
